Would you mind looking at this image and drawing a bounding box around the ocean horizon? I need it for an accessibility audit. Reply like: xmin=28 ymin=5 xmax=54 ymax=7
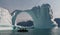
xmin=0 ymin=27 xmax=60 ymax=35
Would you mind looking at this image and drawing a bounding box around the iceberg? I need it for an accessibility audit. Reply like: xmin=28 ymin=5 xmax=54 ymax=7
xmin=12 ymin=4 xmax=57 ymax=30
xmin=0 ymin=7 xmax=12 ymax=30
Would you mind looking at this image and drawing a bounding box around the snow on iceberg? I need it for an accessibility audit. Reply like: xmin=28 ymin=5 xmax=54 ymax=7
xmin=0 ymin=7 xmax=12 ymax=30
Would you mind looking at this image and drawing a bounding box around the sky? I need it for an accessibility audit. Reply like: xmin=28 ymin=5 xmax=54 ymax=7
xmin=0 ymin=0 xmax=60 ymax=18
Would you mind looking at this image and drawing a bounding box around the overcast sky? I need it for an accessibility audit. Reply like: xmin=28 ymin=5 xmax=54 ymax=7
xmin=0 ymin=0 xmax=60 ymax=18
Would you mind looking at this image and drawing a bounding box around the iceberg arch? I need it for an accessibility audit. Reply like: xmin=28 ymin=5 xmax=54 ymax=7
xmin=12 ymin=4 xmax=57 ymax=29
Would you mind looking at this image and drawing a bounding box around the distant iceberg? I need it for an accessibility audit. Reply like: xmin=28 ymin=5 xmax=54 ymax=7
xmin=0 ymin=7 xmax=12 ymax=30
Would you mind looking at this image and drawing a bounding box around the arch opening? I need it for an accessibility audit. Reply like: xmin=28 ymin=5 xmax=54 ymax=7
xmin=15 ymin=12 xmax=34 ymax=27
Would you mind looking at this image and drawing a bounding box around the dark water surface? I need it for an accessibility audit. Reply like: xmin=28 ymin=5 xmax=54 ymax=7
xmin=0 ymin=28 xmax=60 ymax=35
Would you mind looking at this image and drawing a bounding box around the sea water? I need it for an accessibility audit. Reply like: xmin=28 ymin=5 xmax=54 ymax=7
xmin=0 ymin=27 xmax=60 ymax=35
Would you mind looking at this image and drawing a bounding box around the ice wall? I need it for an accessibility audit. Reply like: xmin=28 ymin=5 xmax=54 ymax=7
xmin=0 ymin=7 xmax=12 ymax=30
